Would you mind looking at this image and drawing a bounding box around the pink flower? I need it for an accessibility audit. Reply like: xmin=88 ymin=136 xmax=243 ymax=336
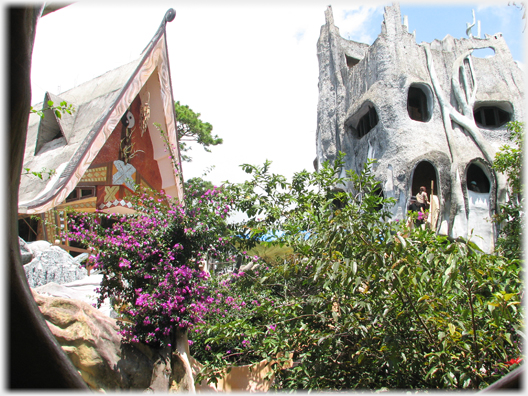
xmin=119 ymin=258 xmax=131 ymax=268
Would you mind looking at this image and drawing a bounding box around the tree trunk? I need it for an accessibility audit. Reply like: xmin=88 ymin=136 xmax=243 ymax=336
xmin=171 ymin=328 xmax=196 ymax=392
xmin=146 ymin=330 xmax=196 ymax=393
xmin=146 ymin=342 xmax=173 ymax=392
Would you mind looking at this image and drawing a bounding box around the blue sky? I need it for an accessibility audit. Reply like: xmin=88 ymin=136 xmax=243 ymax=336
xmin=26 ymin=1 xmax=525 ymax=188
xmin=404 ymin=4 xmax=524 ymax=62
xmin=333 ymin=4 xmax=524 ymax=62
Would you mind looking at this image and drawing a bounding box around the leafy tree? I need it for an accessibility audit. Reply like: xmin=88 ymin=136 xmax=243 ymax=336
xmin=175 ymin=101 xmax=222 ymax=162
xmin=191 ymin=153 xmax=524 ymax=390
xmin=492 ymin=121 xmax=524 ymax=260
xmin=246 ymin=243 xmax=293 ymax=265
xmin=68 ymin=148 xmax=523 ymax=391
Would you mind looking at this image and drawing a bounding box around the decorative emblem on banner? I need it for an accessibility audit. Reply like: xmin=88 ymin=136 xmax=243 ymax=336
xmin=112 ymin=160 xmax=136 ymax=190
xmin=104 ymin=186 xmax=119 ymax=202
xmin=120 ymin=110 xmax=144 ymax=164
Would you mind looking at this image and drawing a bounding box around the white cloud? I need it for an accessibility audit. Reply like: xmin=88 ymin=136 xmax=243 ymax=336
xmin=336 ymin=5 xmax=385 ymax=44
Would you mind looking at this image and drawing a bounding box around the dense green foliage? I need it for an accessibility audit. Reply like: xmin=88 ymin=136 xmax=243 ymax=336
xmin=190 ymin=154 xmax=524 ymax=390
xmin=175 ymin=101 xmax=223 ymax=162
xmin=69 ymin=141 xmax=523 ymax=390
xmin=492 ymin=121 xmax=524 ymax=260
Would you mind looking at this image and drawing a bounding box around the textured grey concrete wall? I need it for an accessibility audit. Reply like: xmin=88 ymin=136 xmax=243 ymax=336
xmin=315 ymin=4 xmax=524 ymax=252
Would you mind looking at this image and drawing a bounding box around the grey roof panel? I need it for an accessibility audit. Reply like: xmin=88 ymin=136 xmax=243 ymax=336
xmin=20 ymin=58 xmax=142 ymax=205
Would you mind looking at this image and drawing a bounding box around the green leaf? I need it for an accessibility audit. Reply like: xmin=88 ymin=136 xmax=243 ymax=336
xmin=425 ymin=366 xmax=439 ymax=379
xmin=357 ymin=353 xmax=365 ymax=364
xmin=503 ymin=293 xmax=516 ymax=302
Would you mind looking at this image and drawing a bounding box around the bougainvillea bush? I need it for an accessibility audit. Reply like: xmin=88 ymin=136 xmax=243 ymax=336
xmin=67 ymin=180 xmax=239 ymax=347
xmin=190 ymin=154 xmax=524 ymax=390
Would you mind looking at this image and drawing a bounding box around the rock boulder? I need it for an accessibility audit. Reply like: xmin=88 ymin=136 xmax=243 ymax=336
xmin=33 ymin=291 xmax=193 ymax=391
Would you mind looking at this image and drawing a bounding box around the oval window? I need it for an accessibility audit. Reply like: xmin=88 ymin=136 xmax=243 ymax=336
xmin=407 ymin=84 xmax=433 ymax=122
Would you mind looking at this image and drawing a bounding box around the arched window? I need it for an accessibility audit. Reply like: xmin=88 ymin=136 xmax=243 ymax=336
xmin=407 ymin=83 xmax=433 ymax=122
xmin=471 ymin=47 xmax=495 ymax=58
xmin=411 ymin=161 xmax=438 ymax=197
xmin=466 ymin=163 xmax=490 ymax=193
xmin=357 ymin=107 xmax=379 ymax=138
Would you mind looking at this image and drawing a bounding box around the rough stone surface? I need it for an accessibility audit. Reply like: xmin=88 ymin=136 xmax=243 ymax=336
xmin=33 ymin=290 xmax=154 ymax=390
xmin=33 ymin=290 xmax=192 ymax=391
xmin=315 ymin=4 xmax=524 ymax=253
xmin=23 ymin=245 xmax=87 ymax=287
xmin=33 ymin=274 xmax=115 ymax=318
xmin=18 ymin=237 xmax=33 ymax=265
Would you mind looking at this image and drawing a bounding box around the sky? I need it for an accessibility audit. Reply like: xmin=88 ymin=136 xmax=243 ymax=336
xmin=26 ymin=0 xmax=525 ymax=188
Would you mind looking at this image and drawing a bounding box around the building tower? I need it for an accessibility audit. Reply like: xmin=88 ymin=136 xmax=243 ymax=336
xmin=315 ymin=4 xmax=524 ymax=252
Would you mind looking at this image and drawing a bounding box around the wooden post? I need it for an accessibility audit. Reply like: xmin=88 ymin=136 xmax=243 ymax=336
xmin=430 ymin=180 xmax=435 ymax=230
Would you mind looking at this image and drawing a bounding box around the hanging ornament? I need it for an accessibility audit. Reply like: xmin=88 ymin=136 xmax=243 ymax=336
xmin=140 ymin=92 xmax=151 ymax=137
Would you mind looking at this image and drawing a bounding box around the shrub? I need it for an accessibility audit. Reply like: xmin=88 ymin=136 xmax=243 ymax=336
xmin=67 ymin=182 xmax=237 ymax=347
xmin=68 ymin=151 xmax=523 ymax=390
xmin=191 ymin=153 xmax=524 ymax=390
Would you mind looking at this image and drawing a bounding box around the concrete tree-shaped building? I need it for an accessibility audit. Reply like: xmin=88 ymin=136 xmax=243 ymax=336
xmin=315 ymin=4 xmax=524 ymax=252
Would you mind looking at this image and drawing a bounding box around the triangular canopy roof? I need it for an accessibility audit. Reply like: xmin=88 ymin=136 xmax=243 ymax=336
xmin=19 ymin=9 xmax=183 ymax=214
xmin=33 ymin=92 xmax=76 ymax=154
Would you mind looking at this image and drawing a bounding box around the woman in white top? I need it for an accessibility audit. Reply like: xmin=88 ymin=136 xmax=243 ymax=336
xmin=416 ymin=186 xmax=429 ymax=210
